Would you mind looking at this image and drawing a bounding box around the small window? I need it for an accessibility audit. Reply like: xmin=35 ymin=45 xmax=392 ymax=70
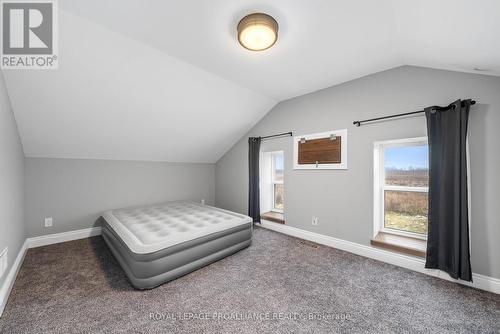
xmin=272 ymin=152 xmax=284 ymax=212
xmin=260 ymin=151 xmax=285 ymax=224
xmin=374 ymin=138 xmax=429 ymax=239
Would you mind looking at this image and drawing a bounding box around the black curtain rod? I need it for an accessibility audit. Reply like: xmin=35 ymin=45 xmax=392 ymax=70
xmin=258 ymin=131 xmax=293 ymax=140
xmin=353 ymin=100 xmax=476 ymax=127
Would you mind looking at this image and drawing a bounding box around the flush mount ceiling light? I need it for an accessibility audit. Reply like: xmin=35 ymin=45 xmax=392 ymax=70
xmin=237 ymin=13 xmax=278 ymax=51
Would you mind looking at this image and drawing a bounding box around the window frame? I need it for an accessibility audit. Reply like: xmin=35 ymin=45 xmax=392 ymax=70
xmin=374 ymin=137 xmax=428 ymax=240
xmin=271 ymin=151 xmax=284 ymax=213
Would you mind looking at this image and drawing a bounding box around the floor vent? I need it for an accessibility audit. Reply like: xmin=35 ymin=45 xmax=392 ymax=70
xmin=298 ymin=240 xmax=320 ymax=249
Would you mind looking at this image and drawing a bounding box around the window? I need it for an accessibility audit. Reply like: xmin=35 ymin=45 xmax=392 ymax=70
xmin=271 ymin=152 xmax=284 ymax=212
xmin=374 ymin=137 xmax=428 ymax=240
xmin=260 ymin=151 xmax=285 ymax=224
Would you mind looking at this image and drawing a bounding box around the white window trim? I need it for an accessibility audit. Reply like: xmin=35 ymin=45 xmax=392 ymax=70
xmin=270 ymin=151 xmax=284 ymax=213
xmin=374 ymin=136 xmax=428 ymax=240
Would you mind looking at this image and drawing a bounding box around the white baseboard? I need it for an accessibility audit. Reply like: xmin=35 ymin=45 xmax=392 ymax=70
xmin=0 ymin=226 xmax=103 ymax=317
xmin=27 ymin=227 xmax=102 ymax=248
xmin=0 ymin=240 xmax=29 ymax=317
xmin=260 ymin=220 xmax=500 ymax=295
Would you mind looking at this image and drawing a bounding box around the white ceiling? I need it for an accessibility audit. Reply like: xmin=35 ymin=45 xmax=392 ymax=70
xmin=3 ymin=10 xmax=276 ymax=163
xmin=3 ymin=0 xmax=500 ymax=163
xmin=392 ymin=0 xmax=500 ymax=75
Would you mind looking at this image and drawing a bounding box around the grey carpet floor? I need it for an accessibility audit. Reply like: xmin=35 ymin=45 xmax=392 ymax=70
xmin=0 ymin=227 xmax=499 ymax=334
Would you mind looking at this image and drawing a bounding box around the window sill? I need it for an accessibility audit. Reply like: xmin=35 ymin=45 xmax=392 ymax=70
xmin=370 ymin=232 xmax=426 ymax=258
xmin=260 ymin=212 xmax=285 ymax=224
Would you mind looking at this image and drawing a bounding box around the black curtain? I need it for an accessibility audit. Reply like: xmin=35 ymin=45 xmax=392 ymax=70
xmin=248 ymin=137 xmax=261 ymax=224
xmin=425 ymin=99 xmax=472 ymax=281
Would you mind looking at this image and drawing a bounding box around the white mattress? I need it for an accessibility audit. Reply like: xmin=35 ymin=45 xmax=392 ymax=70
xmin=102 ymin=201 xmax=252 ymax=254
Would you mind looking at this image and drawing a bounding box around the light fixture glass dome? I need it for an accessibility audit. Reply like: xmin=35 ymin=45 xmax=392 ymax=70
xmin=237 ymin=13 xmax=278 ymax=51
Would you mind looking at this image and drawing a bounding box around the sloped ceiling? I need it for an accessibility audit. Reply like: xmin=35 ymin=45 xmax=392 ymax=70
xmin=2 ymin=11 xmax=276 ymax=163
xmin=3 ymin=0 xmax=500 ymax=163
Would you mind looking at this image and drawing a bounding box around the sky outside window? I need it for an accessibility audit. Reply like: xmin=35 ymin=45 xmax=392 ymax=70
xmin=384 ymin=145 xmax=428 ymax=170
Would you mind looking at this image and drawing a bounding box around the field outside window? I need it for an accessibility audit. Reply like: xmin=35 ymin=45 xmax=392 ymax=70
xmin=272 ymin=152 xmax=284 ymax=212
xmin=380 ymin=141 xmax=429 ymax=237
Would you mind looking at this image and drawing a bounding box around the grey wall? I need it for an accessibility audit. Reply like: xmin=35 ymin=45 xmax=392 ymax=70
xmin=215 ymin=66 xmax=500 ymax=279
xmin=25 ymin=158 xmax=215 ymax=237
xmin=0 ymin=73 xmax=26 ymax=289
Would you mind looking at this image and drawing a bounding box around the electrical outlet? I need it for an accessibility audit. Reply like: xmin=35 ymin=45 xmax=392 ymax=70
xmin=0 ymin=247 xmax=7 ymax=279
xmin=312 ymin=216 xmax=319 ymax=226
xmin=44 ymin=217 xmax=53 ymax=227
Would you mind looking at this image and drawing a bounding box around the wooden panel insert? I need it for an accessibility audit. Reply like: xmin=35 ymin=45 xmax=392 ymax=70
xmin=298 ymin=137 xmax=341 ymax=164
